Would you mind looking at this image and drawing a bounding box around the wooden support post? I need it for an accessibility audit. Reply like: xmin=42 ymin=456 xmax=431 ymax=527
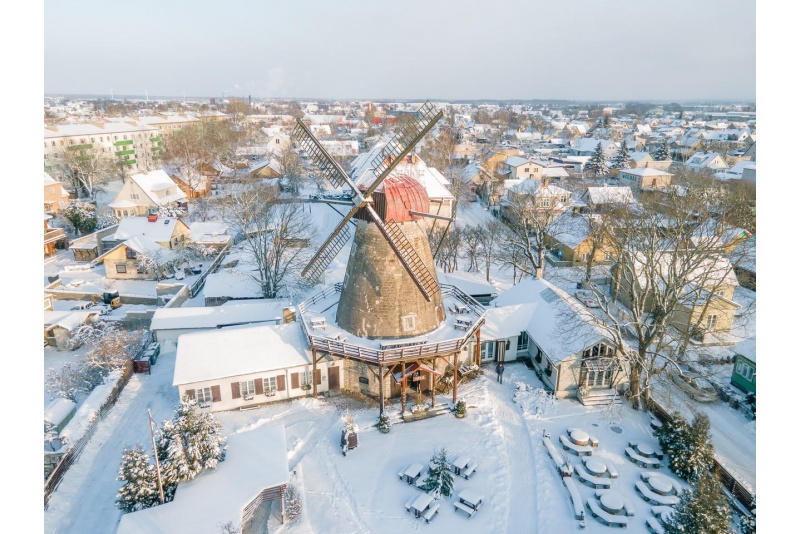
xmin=452 ymin=352 xmax=458 ymax=404
xmin=280 ymin=487 xmax=286 ymax=524
xmin=474 ymin=328 xmax=482 ymax=367
xmin=401 ymin=361 xmax=407 ymax=414
xmin=379 ymin=364 xmax=385 ymax=414
xmin=312 ymin=348 xmax=318 ymax=397
xmin=430 ymin=358 xmax=436 ymax=409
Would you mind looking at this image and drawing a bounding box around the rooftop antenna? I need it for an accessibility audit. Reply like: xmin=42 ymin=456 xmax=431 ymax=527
xmin=110 ymin=88 xmax=114 ymax=100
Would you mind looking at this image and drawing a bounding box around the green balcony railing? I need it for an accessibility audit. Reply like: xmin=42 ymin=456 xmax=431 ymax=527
xmin=68 ymin=144 xmax=92 ymax=151
xmin=121 ymin=159 xmax=137 ymax=165
xmin=113 ymin=139 xmax=134 ymax=146
xmin=116 ymin=149 xmax=135 ymax=156
xmin=150 ymin=137 xmax=162 ymax=143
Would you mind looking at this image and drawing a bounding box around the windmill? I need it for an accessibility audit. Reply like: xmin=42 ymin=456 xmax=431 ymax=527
xmin=293 ymin=101 xmax=448 ymax=339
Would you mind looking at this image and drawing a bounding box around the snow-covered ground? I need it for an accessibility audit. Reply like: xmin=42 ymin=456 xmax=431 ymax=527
xmin=45 ymin=357 xmax=711 ymax=534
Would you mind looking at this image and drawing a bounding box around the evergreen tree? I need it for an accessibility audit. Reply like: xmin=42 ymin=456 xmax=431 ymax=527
xmin=611 ymin=140 xmax=634 ymax=169
xmin=585 ymin=142 xmax=609 ymax=177
xmin=654 ymin=138 xmax=670 ymax=161
xmin=740 ymin=498 xmax=755 ymax=534
xmin=663 ymin=470 xmax=732 ymax=534
xmin=116 ymin=444 xmax=161 ymax=512
xmin=420 ymin=448 xmax=454 ymax=498
xmin=655 ymin=412 xmax=715 ymax=481
xmin=156 ymin=398 xmax=227 ymax=490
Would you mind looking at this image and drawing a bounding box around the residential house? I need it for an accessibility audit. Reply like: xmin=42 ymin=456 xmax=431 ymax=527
xmin=44 ymin=214 xmax=67 ymax=257
xmin=730 ymin=336 xmax=756 ymax=395
xmin=618 ymin=168 xmax=673 ymax=191
xmin=714 ymin=160 xmax=756 ymax=182
xmin=44 ymin=310 xmax=100 ymax=350
xmin=483 ymin=277 xmax=630 ymax=403
xmin=266 ymin=132 xmax=291 ymax=155
xmin=611 ymin=251 xmax=741 ymax=341
xmin=580 ymin=185 xmax=635 ymax=213
xmin=173 ymin=322 xmax=343 ymax=412
xmin=500 ymin=178 xmax=573 ymax=223
xmin=684 ymin=152 xmax=729 ymax=173
xmin=44 ymin=172 xmax=70 ymax=213
xmin=570 ymin=138 xmax=619 ymax=158
xmin=733 ymin=235 xmax=756 ymax=291
xmin=188 ymin=221 xmax=232 ymax=250
xmin=170 ymin=172 xmax=211 ymax=198
xmin=544 ymin=211 xmax=617 ymax=264
xmin=108 ymin=169 xmax=188 ymax=219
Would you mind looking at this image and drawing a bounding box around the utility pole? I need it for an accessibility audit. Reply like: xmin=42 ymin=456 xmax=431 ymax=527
xmin=148 ymin=409 xmax=165 ymax=504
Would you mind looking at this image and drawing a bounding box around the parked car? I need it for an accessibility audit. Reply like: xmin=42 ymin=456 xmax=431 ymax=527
xmin=575 ymin=289 xmax=599 ymax=308
xmin=669 ymin=366 xmax=720 ymax=402
xmin=71 ymin=302 xmax=95 ymax=311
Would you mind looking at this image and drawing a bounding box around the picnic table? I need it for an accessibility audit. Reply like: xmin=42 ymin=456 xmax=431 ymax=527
xmin=454 ymin=488 xmax=483 ymax=518
xmin=635 ymin=480 xmax=680 ymax=506
xmin=454 ymin=304 xmax=468 ymax=314
xmin=310 ymin=317 xmax=327 ymax=331
xmin=455 ymin=318 xmax=472 ymax=330
xmin=451 ymin=456 xmax=478 ymax=479
xmin=410 ymin=493 xmax=435 ymax=518
xmin=626 ymin=447 xmax=661 ymax=468
xmin=399 ymin=463 xmax=424 ymax=486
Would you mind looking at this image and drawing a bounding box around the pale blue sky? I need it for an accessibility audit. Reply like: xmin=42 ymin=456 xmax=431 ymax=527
xmin=44 ymin=0 xmax=755 ymax=101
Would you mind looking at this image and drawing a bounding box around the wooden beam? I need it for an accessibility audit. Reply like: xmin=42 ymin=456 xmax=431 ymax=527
xmin=452 ymin=353 xmax=458 ymax=404
xmin=312 ymin=348 xmax=318 ymax=397
xmin=430 ymin=357 xmax=436 ymax=409
xmin=379 ymin=364 xmax=385 ymax=414
xmin=474 ymin=328 xmax=482 ymax=367
xmin=401 ymin=361 xmax=407 ymax=413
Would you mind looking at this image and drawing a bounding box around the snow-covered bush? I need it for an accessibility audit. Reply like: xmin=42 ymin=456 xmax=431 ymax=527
xmin=155 ymin=397 xmax=227 ymax=491
xmin=420 ymin=448 xmax=454 ymax=498
xmin=116 ymin=444 xmax=161 ymax=512
xmin=655 ymin=412 xmax=715 ymax=482
xmin=377 ymin=412 xmax=392 ymax=432
xmin=45 ymin=362 xmax=99 ymax=401
xmin=60 ymin=199 xmax=98 ymax=235
xmin=284 ymin=484 xmax=302 ymax=521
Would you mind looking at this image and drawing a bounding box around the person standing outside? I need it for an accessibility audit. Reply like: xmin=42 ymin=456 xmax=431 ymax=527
xmin=496 ymin=362 xmax=505 ymax=384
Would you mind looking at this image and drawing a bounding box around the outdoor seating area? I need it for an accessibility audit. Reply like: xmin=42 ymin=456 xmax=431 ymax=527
xmin=454 ymin=318 xmax=472 ymax=331
xmin=399 ymin=463 xmax=426 ymax=487
xmin=635 ymin=471 xmax=681 ymax=506
xmin=586 ymin=494 xmax=630 ymax=528
xmin=635 ymin=480 xmax=680 ymax=506
xmin=625 ymin=441 xmax=663 ymax=468
xmin=309 ymin=317 xmax=327 ymax=331
xmin=453 ymin=489 xmax=484 ymax=519
xmin=574 ymin=462 xmax=612 ymax=489
xmin=408 ymin=492 xmax=436 ymax=519
xmin=451 ymin=456 xmax=478 ymax=479
xmin=559 ymin=430 xmax=594 ymax=456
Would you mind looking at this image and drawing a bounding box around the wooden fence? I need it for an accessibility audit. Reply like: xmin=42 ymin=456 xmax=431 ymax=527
xmin=44 ymin=360 xmax=135 ymax=509
xmin=647 ymin=398 xmax=755 ymax=510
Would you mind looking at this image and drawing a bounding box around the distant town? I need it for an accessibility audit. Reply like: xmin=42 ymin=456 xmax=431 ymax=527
xmin=43 ymin=95 xmax=756 ymax=534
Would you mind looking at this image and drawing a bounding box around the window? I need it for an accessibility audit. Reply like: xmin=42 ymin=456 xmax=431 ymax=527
xmin=240 ymin=380 xmax=256 ymax=396
xmin=130 ymin=193 xmax=139 ymax=200
xmin=263 ymin=376 xmax=277 ymax=393
xmin=480 ymin=342 xmax=495 ymax=361
xmin=737 ymin=362 xmax=754 ymax=381
xmin=300 ymin=371 xmax=313 ymax=387
xmin=49 ymin=186 xmax=55 ymax=194
xmin=126 ymin=247 xmax=137 ymax=259
xmin=401 ymin=314 xmax=417 ymax=332
xmin=197 ymin=387 xmax=213 ymax=403
xmin=605 ymin=252 xmax=613 ymax=261
xmin=540 ymin=197 xmax=551 ymax=208
xmin=524 ymin=167 xmax=529 ymax=173
xmin=706 ymin=314 xmax=718 ymax=331
xmin=517 ymin=331 xmax=529 ymax=351
xmin=116 ymin=264 xmax=127 ymax=273
xmin=581 ymin=253 xmax=590 ymax=263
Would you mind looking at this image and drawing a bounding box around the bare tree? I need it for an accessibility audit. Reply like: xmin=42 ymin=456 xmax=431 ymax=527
xmin=429 ymin=225 xmax=461 ymax=273
xmin=476 ymin=219 xmax=505 ymax=282
xmin=580 ymin=176 xmax=754 ymax=410
xmin=58 ymin=145 xmax=116 ymax=199
xmin=459 ymin=225 xmax=482 ymax=272
xmin=223 ymin=185 xmax=314 ymax=298
xmin=276 ymin=136 xmax=304 ymax=196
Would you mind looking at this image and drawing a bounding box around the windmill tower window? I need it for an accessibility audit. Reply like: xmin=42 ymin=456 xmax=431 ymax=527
xmin=401 ymin=314 xmax=417 ymax=332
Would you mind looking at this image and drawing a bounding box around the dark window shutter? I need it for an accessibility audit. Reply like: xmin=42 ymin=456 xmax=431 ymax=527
xmin=231 ymin=382 xmax=241 ymax=399
xmin=255 ymin=379 xmax=264 ymax=395
xmin=291 ymin=373 xmax=299 ymax=389
xmin=277 ymin=375 xmax=286 ymax=391
xmin=185 ymin=389 xmax=195 ymax=400
xmin=315 ymin=369 xmax=322 ymax=385
xmin=211 ymin=385 xmax=221 ymax=402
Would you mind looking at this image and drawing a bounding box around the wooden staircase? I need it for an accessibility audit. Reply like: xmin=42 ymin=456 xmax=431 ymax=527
xmin=577 ymin=388 xmax=623 ymax=407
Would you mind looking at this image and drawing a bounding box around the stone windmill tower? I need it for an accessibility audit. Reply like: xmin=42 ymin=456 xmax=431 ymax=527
xmin=293 ymin=101 xmax=447 ymax=339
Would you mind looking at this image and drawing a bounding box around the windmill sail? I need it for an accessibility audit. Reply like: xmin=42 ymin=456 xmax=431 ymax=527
xmin=302 ymin=224 xmax=352 ymax=282
xmin=292 ymin=120 xmax=350 ymax=188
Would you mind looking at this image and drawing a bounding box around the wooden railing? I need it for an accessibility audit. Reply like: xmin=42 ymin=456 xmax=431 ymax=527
xmin=44 ymin=360 xmax=134 ymax=509
xmin=241 ymin=485 xmax=286 ymax=525
xmin=297 ymin=284 xmax=485 ymax=363
xmin=647 ymin=398 xmax=755 ymax=510
xmin=44 ymin=228 xmax=66 ymax=244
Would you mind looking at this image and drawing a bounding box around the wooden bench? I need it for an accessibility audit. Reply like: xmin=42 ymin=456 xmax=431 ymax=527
xmin=575 ymin=464 xmax=612 ymax=489
xmin=563 ymin=476 xmax=586 ymax=520
xmin=646 ymin=516 xmax=665 ymax=534
xmin=461 ymin=463 xmax=478 ymax=479
xmin=423 ymin=502 xmax=440 ymax=523
xmin=587 ymin=498 xmax=629 ymax=528
xmin=629 ymin=441 xmax=664 ymax=460
xmin=310 ymin=318 xmax=326 ymax=331
xmin=605 ymin=461 xmax=619 ymax=478
xmin=635 ymin=481 xmax=680 ymax=506
xmin=455 ymin=319 xmax=472 ymax=331
xmin=594 ymin=490 xmax=635 ymax=517
xmin=560 ymin=434 xmax=594 ymax=456
xmin=651 ymin=506 xmax=675 ymax=521
xmin=625 ymin=447 xmax=661 ymax=468
xmin=542 ymin=436 xmax=565 ymax=467
xmin=405 ymin=496 xmax=416 ymax=512
xmin=454 ymin=501 xmax=476 ymax=518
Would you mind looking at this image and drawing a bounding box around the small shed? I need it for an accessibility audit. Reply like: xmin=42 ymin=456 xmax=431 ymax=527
xmin=44 ymin=398 xmax=77 ymax=434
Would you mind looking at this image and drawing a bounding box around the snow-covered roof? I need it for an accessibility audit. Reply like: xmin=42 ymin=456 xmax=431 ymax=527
xmin=492 ymin=277 xmax=609 ymax=363
xmin=117 ymin=424 xmax=290 ymax=534
xmin=619 ymin=168 xmax=671 ymax=177
xmin=438 ymin=270 xmax=498 ymax=297
xmin=481 ymin=303 xmax=536 ymax=340
xmin=504 ymin=155 xmax=533 ymax=167
xmin=188 ymin=221 xmax=230 ymax=245
xmin=546 ymin=212 xmax=592 ymax=249
xmin=151 ymin=301 xmax=290 ymax=331
xmin=44 ymin=398 xmax=76 ymax=427
xmin=129 ymin=169 xmax=188 ymax=206
xmin=202 ymin=270 xmax=263 ymax=299
xmin=731 ymin=336 xmax=756 ymax=363
xmin=114 ymin=217 xmax=182 ymax=243
xmin=44 ymin=310 xmax=97 ymax=331
xmin=173 ymin=322 xmax=310 ymax=385
xmin=584 ymin=186 xmax=635 ymax=206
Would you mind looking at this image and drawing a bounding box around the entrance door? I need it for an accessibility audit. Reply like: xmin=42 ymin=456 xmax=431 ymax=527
xmin=480 ymin=341 xmax=496 ymax=362
xmin=328 ymin=366 xmax=340 ymax=390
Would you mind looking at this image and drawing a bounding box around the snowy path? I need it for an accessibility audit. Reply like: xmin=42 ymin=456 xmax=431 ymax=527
xmin=44 ymin=351 xmax=180 ymax=534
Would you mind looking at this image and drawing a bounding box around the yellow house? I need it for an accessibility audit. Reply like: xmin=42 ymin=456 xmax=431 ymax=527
xmin=44 ymin=172 xmax=70 ymax=213
xmin=618 ymin=168 xmax=673 ymax=191
xmin=109 ymin=169 xmax=188 ymax=218
xmin=544 ymin=212 xmax=616 ymax=264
